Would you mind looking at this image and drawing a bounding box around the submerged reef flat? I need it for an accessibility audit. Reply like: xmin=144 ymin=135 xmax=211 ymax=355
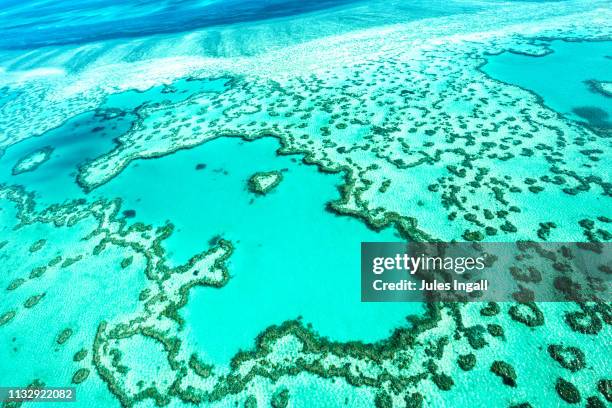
xmin=586 ymin=79 xmax=612 ymax=98
xmin=73 ymin=34 xmax=611 ymax=243
xmin=248 ymin=170 xmax=283 ymax=195
xmin=0 ymin=0 xmax=611 ymax=407
xmin=11 ymin=146 xmax=53 ymax=175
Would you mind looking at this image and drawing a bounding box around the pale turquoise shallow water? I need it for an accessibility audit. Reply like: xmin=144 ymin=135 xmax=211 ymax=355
xmin=482 ymin=40 xmax=612 ymax=128
xmin=1 ymin=35 xmax=611 ymax=406
xmin=99 ymin=136 xmax=423 ymax=366
xmin=0 ymin=78 xmax=423 ymax=366
xmin=2 ymin=40 xmax=610 ymax=369
xmin=0 ymin=77 xmax=230 ymax=208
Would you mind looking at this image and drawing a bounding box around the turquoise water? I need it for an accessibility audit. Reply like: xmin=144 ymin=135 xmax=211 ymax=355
xmin=482 ymin=40 xmax=612 ymax=128
xmin=0 ymin=0 xmax=484 ymax=52
xmin=98 ymin=136 xmax=421 ymax=366
xmin=0 ymin=77 xmax=229 ymax=208
xmin=0 ymin=110 xmax=128 ymax=206
xmin=1 ymin=1 xmax=611 ymax=407
xmin=0 ymin=81 xmax=421 ymax=366
xmin=0 ymin=202 xmax=145 ymax=408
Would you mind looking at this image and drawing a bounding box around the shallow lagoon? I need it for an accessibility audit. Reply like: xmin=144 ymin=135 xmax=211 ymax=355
xmin=1 ymin=10 xmax=610 ymax=403
xmin=99 ymin=136 xmax=422 ymax=366
xmin=0 ymin=98 xmax=422 ymax=366
xmin=482 ymin=40 xmax=611 ymax=128
xmin=0 ymin=77 xmax=228 ymax=207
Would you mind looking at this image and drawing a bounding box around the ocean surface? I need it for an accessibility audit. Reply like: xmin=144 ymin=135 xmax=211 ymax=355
xmin=0 ymin=1 xmax=610 ymax=407
xmin=483 ymin=40 xmax=612 ymax=130
xmin=0 ymin=76 xmax=422 ymax=365
xmin=0 ymin=0 xmax=480 ymax=50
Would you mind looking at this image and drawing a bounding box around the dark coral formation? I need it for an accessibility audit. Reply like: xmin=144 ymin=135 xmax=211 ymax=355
xmin=547 ymin=344 xmax=585 ymax=372
xmin=247 ymin=170 xmax=283 ymax=195
xmin=555 ymin=377 xmax=581 ymax=404
xmin=490 ymin=360 xmax=517 ymax=387
xmin=457 ymin=353 xmax=476 ymax=371
xmin=508 ymin=302 xmax=544 ymax=327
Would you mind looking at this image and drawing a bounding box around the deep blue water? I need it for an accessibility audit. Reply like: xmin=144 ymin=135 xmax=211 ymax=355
xmin=0 ymin=0 xmax=361 ymax=49
xmin=0 ymin=0 xmax=492 ymax=50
